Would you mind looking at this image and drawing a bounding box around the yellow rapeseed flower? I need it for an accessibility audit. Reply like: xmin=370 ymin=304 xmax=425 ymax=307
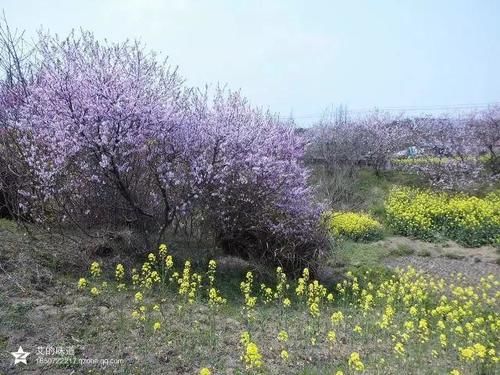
xmin=134 ymin=291 xmax=143 ymax=303
xmin=115 ymin=263 xmax=125 ymax=281
xmin=348 ymin=352 xmax=364 ymax=372
xmin=77 ymin=278 xmax=88 ymax=289
xmin=90 ymin=261 xmax=101 ymax=278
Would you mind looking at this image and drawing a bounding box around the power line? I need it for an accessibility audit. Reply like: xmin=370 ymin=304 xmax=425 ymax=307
xmin=291 ymin=101 xmax=500 ymax=120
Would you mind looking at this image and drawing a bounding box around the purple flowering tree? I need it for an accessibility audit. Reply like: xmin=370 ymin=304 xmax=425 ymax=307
xmin=3 ymin=29 xmax=325 ymax=268
xmin=310 ymin=109 xmax=409 ymax=173
xmin=473 ymin=105 xmax=500 ymax=175
xmin=0 ymin=16 xmax=35 ymax=219
xmin=198 ymin=89 xmax=325 ymax=270
xmin=400 ymin=116 xmax=490 ymax=191
xmin=12 ymin=31 xmax=190 ymax=246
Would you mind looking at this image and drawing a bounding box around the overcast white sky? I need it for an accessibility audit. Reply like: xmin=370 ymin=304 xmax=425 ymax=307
xmin=2 ymin=0 xmax=500 ymax=125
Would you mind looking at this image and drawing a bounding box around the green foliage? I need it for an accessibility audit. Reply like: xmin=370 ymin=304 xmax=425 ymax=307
xmin=389 ymin=244 xmax=416 ymax=256
xmin=331 ymin=241 xmax=391 ymax=269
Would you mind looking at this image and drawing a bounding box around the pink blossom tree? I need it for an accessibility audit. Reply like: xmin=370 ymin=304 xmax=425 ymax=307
xmin=0 ymin=16 xmax=35 ymax=219
xmin=198 ymin=89 xmax=325 ymax=270
xmin=399 ymin=116 xmax=491 ymax=191
xmin=4 ymin=30 xmax=325 ymax=268
xmin=309 ymin=109 xmax=409 ymax=174
xmin=472 ymin=105 xmax=500 ymax=175
xmin=12 ymin=31 xmax=190 ymax=246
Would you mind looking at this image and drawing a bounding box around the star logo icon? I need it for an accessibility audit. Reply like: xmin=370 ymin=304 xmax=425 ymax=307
xmin=10 ymin=346 xmax=30 ymax=365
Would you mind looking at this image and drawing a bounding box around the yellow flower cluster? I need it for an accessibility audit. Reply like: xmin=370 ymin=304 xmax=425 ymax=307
xmin=295 ymin=267 xmax=310 ymax=297
xmin=115 ymin=263 xmax=125 ymax=281
xmin=363 ymin=267 xmax=497 ymax=366
xmin=208 ymin=287 xmax=226 ymax=307
xmin=77 ymin=277 xmax=87 ymax=289
xmin=158 ymin=243 xmax=168 ymax=257
xmin=240 ymin=271 xmax=257 ymax=320
xmin=331 ymin=311 xmax=344 ymax=325
xmin=240 ymin=331 xmax=263 ymax=369
xmin=205 ymin=260 xmax=226 ymax=307
xmin=459 ymin=343 xmax=490 ymax=362
xmin=277 ymin=330 xmax=288 ymax=342
xmin=277 ymin=330 xmax=289 ymax=361
xmin=178 ymin=260 xmax=202 ymax=304
xmin=307 ymin=280 xmax=327 ymax=318
xmin=348 ymin=352 xmax=365 ymax=372
xmin=394 ymin=341 xmax=405 ymax=356
xmin=134 ymin=291 xmax=143 ymax=303
xmin=386 ymin=187 xmax=500 ymax=246
xmin=90 ymin=261 xmax=101 ymax=278
xmin=140 ymin=258 xmax=161 ymax=289
xmin=274 ymin=266 xmax=289 ymax=302
xmin=260 ymin=283 xmax=274 ymax=304
xmin=153 ymin=321 xmax=161 ymax=332
xmin=280 ymin=349 xmax=288 ymax=361
xmin=323 ymin=211 xmax=384 ymax=242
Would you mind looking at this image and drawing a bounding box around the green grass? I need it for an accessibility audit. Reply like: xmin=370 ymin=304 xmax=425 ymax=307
xmin=0 ymin=297 xmax=34 ymax=330
xmin=389 ymin=243 xmax=416 ymax=257
xmin=356 ymin=168 xmax=424 ymax=220
xmin=0 ymin=218 xmax=17 ymax=231
xmin=330 ymin=241 xmax=391 ymax=269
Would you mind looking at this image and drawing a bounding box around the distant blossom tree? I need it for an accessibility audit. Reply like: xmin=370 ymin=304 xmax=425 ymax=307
xmin=309 ymin=109 xmax=409 ymax=174
xmin=472 ymin=105 xmax=500 ymax=175
xmin=400 ymin=116 xmax=491 ymax=191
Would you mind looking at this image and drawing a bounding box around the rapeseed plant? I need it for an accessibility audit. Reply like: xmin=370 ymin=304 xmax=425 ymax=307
xmin=134 ymin=291 xmax=143 ymax=303
xmin=323 ymin=211 xmax=384 ymax=241
xmin=348 ymin=352 xmax=364 ymax=372
xmin=115 ymin=264 xmax=125 ymax=282
xmin=77 ymin=277 xmax=87 ymax=289
xmin=153 ymin=321 xmax=161 ymax=332
xmin=240 ymin=331 xmax=263 ymax=369
xmin=90 ymin=261 xmax=101 ymax=278
xmin=386 ymin=187 xmax=500 ymax=246
xmin=241 ymin=271 xmax=257 ymax=321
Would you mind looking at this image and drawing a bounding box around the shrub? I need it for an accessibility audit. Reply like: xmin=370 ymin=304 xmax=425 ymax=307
xmin=323 ymin=211 xmax=384 ymax=242
xmin=385 ymin=187 xmax=500 ymax=246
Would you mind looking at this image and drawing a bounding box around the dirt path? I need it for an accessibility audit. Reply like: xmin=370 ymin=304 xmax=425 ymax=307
xmin=384 ymin=255 xmax=500 ymax=283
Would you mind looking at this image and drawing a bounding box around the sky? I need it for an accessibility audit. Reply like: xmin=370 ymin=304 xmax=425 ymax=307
xmin=2 ymin=0 xmax=500 ymax=125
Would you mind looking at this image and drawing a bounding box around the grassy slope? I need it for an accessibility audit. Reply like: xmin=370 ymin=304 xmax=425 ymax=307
xmin=1 ymin=219 xmax=498 ymax=374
